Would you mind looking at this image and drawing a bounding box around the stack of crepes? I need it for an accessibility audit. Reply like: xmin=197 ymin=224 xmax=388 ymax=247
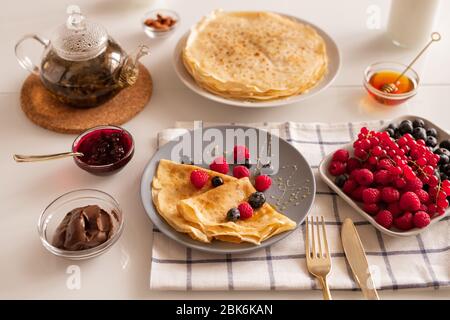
xmin=182 ymin=10 xmax=328 ymax=101
xmin=151 ymin=159 xmax=296 ymax=244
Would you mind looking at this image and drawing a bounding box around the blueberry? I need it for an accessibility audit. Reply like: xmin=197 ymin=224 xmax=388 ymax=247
xmin=412 ymin=119 xmax=425 ymax=128
xmin=426 ymin=136 xmax=438 ymax=148
xmin=443 ymin=163 xmax=450 ymax=175
xmin=248 ymin=192 xmax=266 ymax=209
xmin=227 ymin=208 xmax=240 ymax=221
xmin=244 ymin=158 xmax=252 ymax=169
xmin=211 ymin=176 xmax=224 ymax=187
xmin=426 ymin=128 xmax=437 ymax=138
xmin=394 ymin=130 xmax=402 ymax=139
xmin=412 ymin=127 xmax=427 ymax=140
xmin=438 ymin=154 xmax=449 ymax=165
xmin=399 ymin=120 xmax=413 ymax=134
xmin=435 ymin=148 xmax=450 ymax=157
xmin=385 ymin=128 xmax=395 ymax=137
xmin=387 ymin=123 xmax=398 ymax=130
xmin=439 ymin=139 xmax=450 ymax=151
xmin=440 ymin=172 xmax=448 ymax=181
xmin=334 ymin=175 xmax=347 ymax=188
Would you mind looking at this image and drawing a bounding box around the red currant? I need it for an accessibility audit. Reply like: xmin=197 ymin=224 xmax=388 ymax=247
xmin=428 ymin=175 xmax=439 ymax=187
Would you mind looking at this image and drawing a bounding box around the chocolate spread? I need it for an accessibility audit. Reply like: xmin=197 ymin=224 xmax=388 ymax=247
xmin=52 ymin=205 xmax=118 ymax=251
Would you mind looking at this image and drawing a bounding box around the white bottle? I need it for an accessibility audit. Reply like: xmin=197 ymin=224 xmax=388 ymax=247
xmin=387 ymin=0 xmax=440 ymax=48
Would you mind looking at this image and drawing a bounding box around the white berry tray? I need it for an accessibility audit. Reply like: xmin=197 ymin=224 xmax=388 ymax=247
xmin=319 ymin=115 xmax=450 ymax=237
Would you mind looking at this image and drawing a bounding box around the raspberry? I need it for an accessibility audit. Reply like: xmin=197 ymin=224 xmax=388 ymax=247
xmin=394 ymin=212 xmax=414 ymax=230
xmin=381 ymin=187 xmax=400 ymax=203
xmin=351 ymin=186 xmax=365 ymax=202
xmin=343 ymin=179 xmax=358 ymax=194
xmin=254 ymin=175 xmax=272 ymax=192
xmin=399 ymin=191 xmax=421 ymax=212
xmin=209 ymin=156 xmax=229 ymax=174
xmin=238 ymin=202 xmax=254 ymax=220
xmin=413 ymin=211 xmax=431 ymax=228
xmin=362 ymin=188 xmax=380 ymax=204
xmin=362 ymin=162 xmax=376 ymax=171
xmin=190 ymin=169 xmax=209 ymax=189
xmin=346 ymin=157 xmax=361 ymax=174
xmin=350 ymin=169 xmax=360 ymax=180
xmin=415 ymin=189 xmax=430 ymax=204
xmin=354 ymin=169 xmax=373 ymax=186
xmin=233 ymin=165 xmax=250 ymax=179
xmin=374 ymin=170 xmax=392 ymax=186
xmin=387 ymin=202 xmax=402 ymax=217
xmin=394 ymin=177 xmax=407 ymax=189
xmin=388 ymin=166 xmax=402 ymax=176
xmin=404 ymin=177 xmax=423 ymax=192
xmin=329 ymin=161 xmax=346 ymax=176
xmin=363 ymin=203 xmax=379 ymax=215
xmin=377 ymin=158 xmax=393 ymax=170
xmin=375 ymin=210 xmax=393 ymax=229
xmin=332 ymin=149 xmax=349 ymax=162
xmin=233 ymin=145 xmax=250 ymax=162
xmin=354 ymin=148 xmax=368 ymax=160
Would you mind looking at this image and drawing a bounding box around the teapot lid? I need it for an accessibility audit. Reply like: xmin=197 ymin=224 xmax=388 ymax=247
xmin=51 ymin=5 xmax=108 ymax=61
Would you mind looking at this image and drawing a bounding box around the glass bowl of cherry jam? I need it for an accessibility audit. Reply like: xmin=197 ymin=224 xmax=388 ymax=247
xmin=72 ymin=126 xmax=134 ymax=176
xmin=363 ymin=61 xmax=419 ymax=106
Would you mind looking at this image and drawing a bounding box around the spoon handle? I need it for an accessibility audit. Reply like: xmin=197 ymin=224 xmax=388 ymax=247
xmin=13 ymin=152 xmax=84 ymax=163
xmin=394 ymin=32 xmax=441 ymax=83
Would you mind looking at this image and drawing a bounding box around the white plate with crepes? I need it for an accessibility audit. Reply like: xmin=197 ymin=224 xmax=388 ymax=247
xmin=173 ymin=12 xmax=340 ymax=108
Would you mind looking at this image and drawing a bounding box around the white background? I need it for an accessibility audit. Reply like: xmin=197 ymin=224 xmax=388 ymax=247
xmin=0 ymin=0 xmax=449 ymax=299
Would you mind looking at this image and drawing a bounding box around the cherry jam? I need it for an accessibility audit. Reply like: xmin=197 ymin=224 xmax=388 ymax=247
xmin=72 ymin=126 xmax=134 ymax=175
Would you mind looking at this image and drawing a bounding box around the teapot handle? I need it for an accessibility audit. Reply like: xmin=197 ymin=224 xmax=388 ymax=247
xmin=15 ymin=34 xmax=49 ymax=75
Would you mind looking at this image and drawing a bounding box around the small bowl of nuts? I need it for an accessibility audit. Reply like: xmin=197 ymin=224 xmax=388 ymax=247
xmin=142 ymin=9 xmax=179 ymax=39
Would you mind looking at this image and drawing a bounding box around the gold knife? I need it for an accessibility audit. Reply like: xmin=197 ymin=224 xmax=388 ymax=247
xmin=341 ymin=218 xmax=380 ymax=300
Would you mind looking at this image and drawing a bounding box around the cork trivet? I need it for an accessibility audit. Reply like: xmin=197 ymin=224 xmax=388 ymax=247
xmin=20 ymin=63 xmax=152 ymax=134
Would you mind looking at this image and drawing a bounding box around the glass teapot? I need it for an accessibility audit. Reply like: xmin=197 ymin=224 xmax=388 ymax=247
xmin=15 ymin=5 xmax=148 ymax=108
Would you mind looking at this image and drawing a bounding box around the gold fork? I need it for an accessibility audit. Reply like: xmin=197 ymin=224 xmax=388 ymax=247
xmin=305 ymin=216 xmax=332 ymax=300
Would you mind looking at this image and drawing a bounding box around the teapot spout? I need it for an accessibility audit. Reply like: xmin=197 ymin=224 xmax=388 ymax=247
xmin=118 ymin=45 xmax=149 ymax=88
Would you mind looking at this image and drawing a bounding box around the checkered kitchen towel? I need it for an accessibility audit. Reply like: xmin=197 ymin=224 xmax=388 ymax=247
xmin=150 ymin=121 xmax=449 ymax=290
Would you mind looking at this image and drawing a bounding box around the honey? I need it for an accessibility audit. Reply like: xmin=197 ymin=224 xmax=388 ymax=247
xmin=369 ymin=71 xmax=414 ymax=94
xmin=367 ymin=70 xmax=416 ymax=105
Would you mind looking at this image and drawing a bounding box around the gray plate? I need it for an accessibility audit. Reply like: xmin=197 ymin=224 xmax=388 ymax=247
xmin=140 ymin=126 xmax=315 ymax=254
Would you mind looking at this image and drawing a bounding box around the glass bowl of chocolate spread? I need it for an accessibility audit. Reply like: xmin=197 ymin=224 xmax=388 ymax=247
xmin=38 ymin=189 xmax=123 ymax=259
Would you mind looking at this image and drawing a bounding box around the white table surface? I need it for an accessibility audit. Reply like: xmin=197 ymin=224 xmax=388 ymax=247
xmin=0 ymin=0 xmax=449 ymax=299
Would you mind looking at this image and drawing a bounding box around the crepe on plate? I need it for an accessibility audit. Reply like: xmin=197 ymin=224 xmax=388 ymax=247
xmin=151 ymin=159 xmax=296 ymax=244
xmin=177 ymin=177 xmax=297 ymax=244
xmin=152 ymin=159 xmax=235 ymax=243
xmin=182 ymin=10 xmax=328 ymax=101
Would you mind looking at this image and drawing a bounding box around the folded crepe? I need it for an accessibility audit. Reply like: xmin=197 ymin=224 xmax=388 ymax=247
xmin=152 ymin=159 xmax=236 ymax=242
xmin=177 ymin=178 xmax=297 ymax=244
